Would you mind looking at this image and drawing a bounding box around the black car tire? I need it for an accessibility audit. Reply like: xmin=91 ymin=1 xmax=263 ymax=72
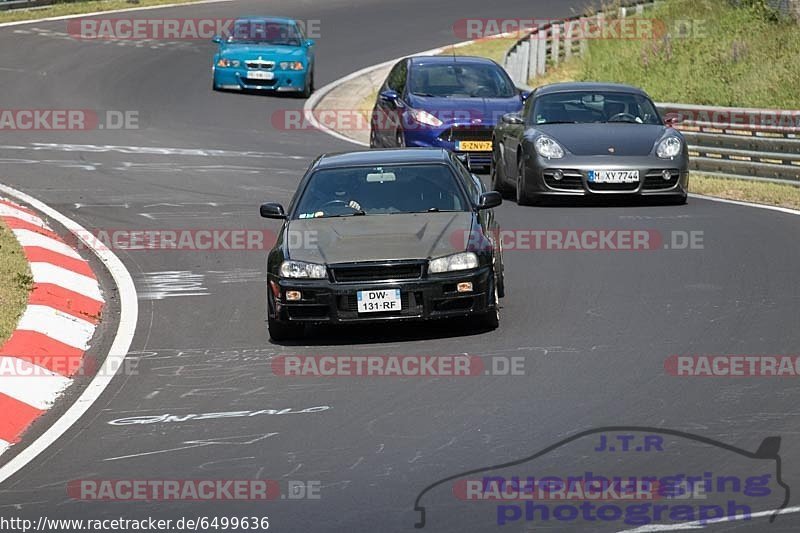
xmin=300 ymin=69 xmax=314 ymax=99
xmin=490 ymin=143 xmax=513 ymax=198
xmin=516 ymin=156 xmax=537 ymax=206
xmin=477 ymin=279 xmax=500 ymax=330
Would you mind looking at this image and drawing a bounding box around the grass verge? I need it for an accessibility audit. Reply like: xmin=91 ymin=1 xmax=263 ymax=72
xmin=437 ymin=36 xmax=521 ymax=64
xmin=536 ymin=0 xmax=800 ymax=108
xmin=690 ymin=174 xmax=800 ymax=210
xmin=0 ymin=0 xmax=208 ymax=24
xmin=0 ymin=217 xmax=32 ymax=345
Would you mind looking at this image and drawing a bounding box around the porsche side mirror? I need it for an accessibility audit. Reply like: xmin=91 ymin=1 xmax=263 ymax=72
xmin=502 ymin=112 xmax=524 ymax=125
xmin=260 ymin=203 xmax=286 ymax=219
xmin=478 ymin=191 xmax=502 ymax=210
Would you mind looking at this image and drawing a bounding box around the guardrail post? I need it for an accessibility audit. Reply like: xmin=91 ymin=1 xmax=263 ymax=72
xmin=579 ymin=18 xmax=588 ymax=56
xmin=636 ymin=4 xmax=645 ymax=15
xmin=564 ymin=20 xmax=575 ymax=59
xmin=619 ymin=6 xmax=627 ymax=18
xmin=528 ymin=35 xmax=539 ymax=81
xmin=520 ymin=39 xmax=531 ymax=84
xmin=551 ymin=24 xmax=561 ymax=65
xmin=536 ymin=27 xmax=548 ymax=76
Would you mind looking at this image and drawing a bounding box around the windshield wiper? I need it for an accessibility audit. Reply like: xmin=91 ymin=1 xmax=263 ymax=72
xmin=324 ymin=210 xmax=366 ymax=218
xmin=412 ymin=92 xmax=438 ymax=97
xmin=538 ymin=121 xmax=579 ymax=125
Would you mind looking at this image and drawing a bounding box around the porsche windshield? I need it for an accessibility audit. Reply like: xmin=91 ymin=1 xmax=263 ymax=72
xmin=532 ymin=91 xmax=663 ymax=125
xmin=409 ymin=63 xmax=517 ymax=98
xmin=293 ymin=164 xmax=469 ymax=218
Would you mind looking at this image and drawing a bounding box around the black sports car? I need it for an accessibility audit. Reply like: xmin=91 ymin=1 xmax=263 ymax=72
xmin=491 ymin=82 xmax=689 ymax=205
xmin=259 ymin=148 xmax=504 ymax=341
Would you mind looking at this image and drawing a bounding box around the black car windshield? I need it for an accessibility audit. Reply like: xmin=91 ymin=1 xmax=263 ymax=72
xmin=293 ymin=164 xmax=469 ymax=218
xmin=409 ymin=63 xmax=517 ymax=98
xmin=531 ymin=91 xmax=662 ymax=125
xmin=228 ymin=21 xmax=302 ymax=46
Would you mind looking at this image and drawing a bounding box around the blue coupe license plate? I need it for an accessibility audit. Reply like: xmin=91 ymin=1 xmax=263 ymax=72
xmin=588 ymin=170 xmax=640 ymax=183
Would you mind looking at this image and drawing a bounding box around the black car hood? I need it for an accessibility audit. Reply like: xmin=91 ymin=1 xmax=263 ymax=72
xmin=537 ymin=123 xmax=666 ymax=156
xmin=286 ymin=212 xmax=472 ymax=264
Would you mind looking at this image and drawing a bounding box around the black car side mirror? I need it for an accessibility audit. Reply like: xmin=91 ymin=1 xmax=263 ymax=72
xmin=455 ymin=153 xmax=472 ymax=171
xmin=502 ymin=112 xmax=524 ymax=125
xmin=260 ymin=203 xmax=286 ymax=219
xmin=478 ymin=191 xmax=502 ymax=210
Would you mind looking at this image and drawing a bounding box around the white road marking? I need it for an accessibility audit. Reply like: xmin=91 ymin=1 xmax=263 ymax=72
xmin=16 ymin=305 xmax=96 ymax=350
xmin=0 ymin=439 xmax=9 ymax=456
xmin=0 ymin=356 xmax=72 ymax=410
xmin=0 ymin=204 xmax=46 ymax=227
xmin=29 ymin=262 xmax=102 ymax=301
xmin=689 ymin=193 xmax=800 ymax=216
xmin=617 ymin=506 xmax=800 ymax=532
xmin=0 ymin=0 xmax=234 ymax=28
xmin=0 ymin=183 xmax=138 ymax=480
xmin=12 ymin=229 xmax=81 ymax=259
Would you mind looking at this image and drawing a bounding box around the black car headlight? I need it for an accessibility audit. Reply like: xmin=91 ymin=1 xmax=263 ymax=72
xmin=534 ymin=135 xmax=565 ymax=159
xmin=428 ymin=252 xmax=478 ymax=274
xmin=656 ymin=136 xmax=682 ymax=159
xmin=279 ymin=260 xmax=327 ymax=279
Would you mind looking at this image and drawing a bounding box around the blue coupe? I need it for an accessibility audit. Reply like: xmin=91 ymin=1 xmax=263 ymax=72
xmin=212 ymin=17 xmax=315 ymax=97
xmin=369 ymin=56 xmax=528 ymax=168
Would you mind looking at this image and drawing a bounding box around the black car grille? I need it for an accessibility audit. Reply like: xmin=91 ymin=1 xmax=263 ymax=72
xmin=643 ymin=169 xmax=681 ymax=190
xmin=543 ymin=169 xmax=583 ymax=190
xmin=329 ymin=262 xmax=424 ymax=283
xmin=442 ymin=126 xmax=494 ymax=142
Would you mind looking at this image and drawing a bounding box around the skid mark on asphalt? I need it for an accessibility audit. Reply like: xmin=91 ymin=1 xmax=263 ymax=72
xmin=0 ymin=143 xmax=307 ymax=159
xmin=137 ymin=269 xmax=263 ymax=299
xmin=103 ymin=432 xmax=280 ymax=462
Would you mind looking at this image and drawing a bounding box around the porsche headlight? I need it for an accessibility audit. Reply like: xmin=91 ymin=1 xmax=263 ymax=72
xmin=216 ymin=58 xmax=240 ymax=68
xmin=279 ymin=260 xmax=327 ymax=279
xmin=428 ymin=252 xmax=479 ymax=274
xmin=280 ymin=61 xmax=305 ymax=70
xmin=408 ymin=108 xmax=443 ymax=127
xmin=534 ymin=135 xmax=565 ymax=159
xmin=657 ymin=136 xmax=682 ymax=159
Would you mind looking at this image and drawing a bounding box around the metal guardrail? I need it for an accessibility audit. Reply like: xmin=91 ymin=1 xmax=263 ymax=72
xmin=502 ymin=1 xmax=800 ymax=185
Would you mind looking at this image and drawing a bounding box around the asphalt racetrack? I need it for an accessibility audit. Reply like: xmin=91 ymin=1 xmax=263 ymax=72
xmin=0 ymin=0 xmax=799 ymax=531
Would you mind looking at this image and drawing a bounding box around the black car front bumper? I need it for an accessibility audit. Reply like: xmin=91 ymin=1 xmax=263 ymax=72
xmin=269 ymin=266 xmax=494 ymax=325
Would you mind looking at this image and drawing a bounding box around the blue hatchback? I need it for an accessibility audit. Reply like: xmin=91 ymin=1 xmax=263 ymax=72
xmin=370 ymin=56 xmax=527 ymax=168
xmin=212 ymin=17 xmax=315 ymax=97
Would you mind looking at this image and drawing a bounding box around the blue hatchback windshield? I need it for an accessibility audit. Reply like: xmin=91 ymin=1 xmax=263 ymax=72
xmin=228 ymin=21 xmax=301 ymax=46
xmin=409 ymin=63 xmax=517 ymax=98
xmin=294 ymin=164 xmax=468 ymax=218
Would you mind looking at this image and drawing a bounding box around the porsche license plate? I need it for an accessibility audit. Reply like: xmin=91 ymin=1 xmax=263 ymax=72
xmin=357 ymin=289 xmax=401 ymax=313
xmin=456 ymin=140 xmax=492 ymax=152
xmin=588 ymin=170 xmax=640 ymax=183
xmin=247 ymin=71 xmax=274 ymax=81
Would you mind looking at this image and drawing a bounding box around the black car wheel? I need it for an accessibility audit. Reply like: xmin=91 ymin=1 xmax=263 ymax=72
xmin=490 ymin=143 xmax=512 ymax=198
xmin=516 ymin=155 xmax=536 ymax=206
xmin=477 ymin=278 xmax=500 ymax=330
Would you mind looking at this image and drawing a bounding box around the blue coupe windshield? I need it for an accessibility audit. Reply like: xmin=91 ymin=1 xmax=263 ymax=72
xmin=228 ymin=21 xmax=302 ymax=46
xmin=293 ymin=164 xmax=468 ymax=218
xmin=409 ymin=63 xmax=517 ymax=98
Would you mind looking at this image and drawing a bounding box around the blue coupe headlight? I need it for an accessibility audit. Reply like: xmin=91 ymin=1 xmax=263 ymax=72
xmin=216 ymin=58 xmax=240 ymax=68
xmin=280 ymin=61 xmax=305 ymax=71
